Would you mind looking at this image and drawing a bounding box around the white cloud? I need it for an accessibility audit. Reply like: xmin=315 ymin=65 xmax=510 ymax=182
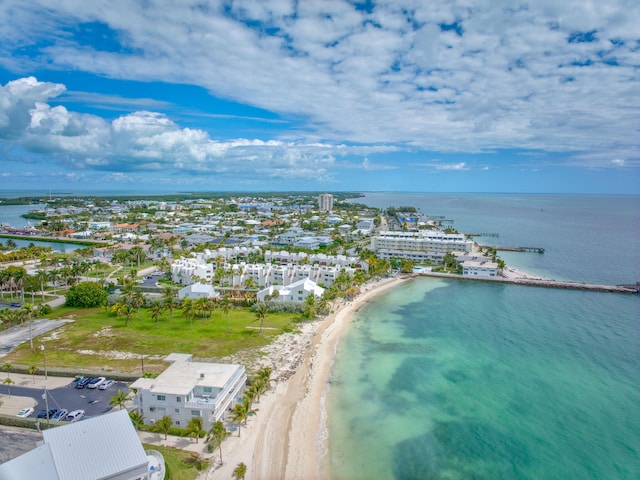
xmin=0 ymin=0 xmax=639 ymax=182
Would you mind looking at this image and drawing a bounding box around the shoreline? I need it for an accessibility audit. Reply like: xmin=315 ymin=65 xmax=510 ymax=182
xmin=208 ymin=275 xmax=410 ymax=480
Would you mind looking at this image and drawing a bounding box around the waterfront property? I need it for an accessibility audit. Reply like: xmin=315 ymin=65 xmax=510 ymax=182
xmin=257 ymin=277 xmax=325 ymax=303
xmin=461 ymin=260 xmax=500 ymax=277
xmin=131 ymin=353 xmax=246 ymax=431
xmin=0 ymin=409 xmax=164 ymax=480
xmin=371 ymin=230 xmax=473 ymax=263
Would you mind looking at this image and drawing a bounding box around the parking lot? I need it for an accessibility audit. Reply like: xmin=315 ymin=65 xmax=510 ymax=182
xmin=0 ymin=378 xmax=130 ymax=422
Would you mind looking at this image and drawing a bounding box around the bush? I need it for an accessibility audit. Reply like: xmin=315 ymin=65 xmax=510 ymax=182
xmin=65 ymin=282 xmax=108 ymax=307
xmin=38 ymin=304 xmax=52 ymax=315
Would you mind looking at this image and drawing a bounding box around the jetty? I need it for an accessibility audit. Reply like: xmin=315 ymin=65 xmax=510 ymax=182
xmin=479 ymin=244 xmax=545 ymax=254
xmin=417 ymin=271 xmax=639 ymax=294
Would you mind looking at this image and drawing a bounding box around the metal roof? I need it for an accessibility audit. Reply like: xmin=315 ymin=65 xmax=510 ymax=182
xmin=42 ymin=409 xmax=148 ymax=480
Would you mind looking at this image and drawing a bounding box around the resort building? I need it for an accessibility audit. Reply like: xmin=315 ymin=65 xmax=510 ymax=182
xmin=371 ymin=230 xmax=473 ymax=263
xmin=318 ymin=193 xmax=334 ymax=211
xmin=256 ymin=277 xmax=325 ymax=303
xmin=178 ymin=282 xmax=220 ymax=300
xmin=461 ymin=260 xmax=501 ymax=278
xmin=131 ymin=353 xmax=246 ymax=431
xmin=0 ymin=409 xmax=165 ymax=480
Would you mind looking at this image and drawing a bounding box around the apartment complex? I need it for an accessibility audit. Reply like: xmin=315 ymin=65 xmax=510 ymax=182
xmin=318 ymin=193 xmax=334 ymax=211
xmin=371 ymin=230 xmax=473 ymax=263
xmin=131 ymin=353 xmax=246 ymax=431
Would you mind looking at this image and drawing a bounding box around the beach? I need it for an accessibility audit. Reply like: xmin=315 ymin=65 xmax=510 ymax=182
xmin=206 ymin=275 xmax=409 ymax=480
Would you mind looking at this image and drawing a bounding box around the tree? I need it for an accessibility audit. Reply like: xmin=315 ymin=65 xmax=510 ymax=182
xmin=3 ymin=377 xmax=14 ymax=397
xmin=28 ymin=364 xmax=38 ymax=384
xmin=220 ymin=295 xmax=233 ymax=333
xmin=156 ymin=415 xmax=173 ymax=440
xmin=65 ymin=281 xmax=108 ymax=307
xmin=112 ymin=301 xmax=135 ymax=327
xmin=232 ymin=462 xmax=247 ymax=480
xmin=253 ymin=303 xmax=268 ymax=334
xmin=303 ymin=294 xmax=317 ymax=319
xmin=206 ymin=421 xmax=229 ymax=465
xmin=181 ymin=298 xmax=197 ymax=330
xmin=161 ymin=286 xmax=176 ymax=322
xmin=149 ymin=301 xmax=165 ymax=328
xmin=110 ymin=389 xmax=128 ymax=410
xmin=129 ymin=410 xmax=145 ymax=430
xmin=230 ymin=398 xmax=257 ymax=437
xmin=185 ymin=416 xmax=203 ymax=443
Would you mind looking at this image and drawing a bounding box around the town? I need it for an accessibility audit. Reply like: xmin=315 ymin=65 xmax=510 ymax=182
xmin=0 ymin=192 xmax=506 ymax=479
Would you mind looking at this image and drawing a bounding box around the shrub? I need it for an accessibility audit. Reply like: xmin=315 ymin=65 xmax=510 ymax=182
xmin=65 ymin=282 xmax=108 ymax=307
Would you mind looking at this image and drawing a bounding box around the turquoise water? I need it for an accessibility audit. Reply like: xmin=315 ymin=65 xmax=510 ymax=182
xmin=330 ymin=194 xmax=640 ymax=480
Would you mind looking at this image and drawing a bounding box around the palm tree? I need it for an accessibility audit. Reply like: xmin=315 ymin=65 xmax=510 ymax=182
xmin=303 ymin=294 xmax=317 ymax=319
xmin=110 ymin=389 xmax=129 ymax=410
xmin=232 ymin=462 xmax=247 ymax=480
xmin=220 ymin=295 xmax=232 ymax=333
xmin=230 ymin=397 xmax=257 ymax=437
xmin=206 ymin=421 xmax=229 ymax=464
xmin=28 ymin=364 xmax=38 ymax=384
xmin=129 ymin=410 xmax=145 ymax=430
xmin=253 ymin=303 xmax=268 ymax=334
xmin=2 ymin=362 xmax=12 ymax=380
xmin=185 ymin=416 xmax=203 ymax=443
xmin=181 ymin=298 xmax=197 ymax=330
xmin=3 ymin=377 xmax=14 ymax=397
xmin=112 ymin=301 xmax=135 ymax=327
xmin=21 ymin=303 xmax=35 ymax=349
xmin=161 ymin=286 xmax=176 ymax=322
xmin=155 ymin=415 xmax=173 ymax=440
xmin=149 ymin=301 xmax=165 ymax=328
xmin=35 ymin=270 xmax=48 ymax=303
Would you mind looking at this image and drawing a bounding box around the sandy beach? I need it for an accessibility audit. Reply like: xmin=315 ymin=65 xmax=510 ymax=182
xmin=206 ymin=275 xmax=410 ymax=480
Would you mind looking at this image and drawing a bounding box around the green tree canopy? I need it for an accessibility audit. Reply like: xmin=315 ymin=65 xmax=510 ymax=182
xmin=65 ymin=281 xmax=108 ymax=307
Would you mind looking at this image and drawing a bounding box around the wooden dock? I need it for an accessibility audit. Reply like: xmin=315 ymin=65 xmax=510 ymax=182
xmin=479 ymin=245 xmax=545 ymax=253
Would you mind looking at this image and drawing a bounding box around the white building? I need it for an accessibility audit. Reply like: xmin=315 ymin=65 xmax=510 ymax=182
xmin=257 ymin=277 xmax=325 ymax=303
xmin=131 ymin=353 xmax=246 ymax=431
xmin=178 ymin=282 xmax=220 ymax=299
xmin=371 ymin=230 xmax=473 ymax=263
xmin=461 ymin=260 xmax=500 ymax=278
xmin=0 ymin=409 xmax=164 ymax=480
xmin=318 ymin=193 xmax=334 ymax=211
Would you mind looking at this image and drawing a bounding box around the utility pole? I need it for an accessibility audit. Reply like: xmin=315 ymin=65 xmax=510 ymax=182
xmin=41 ymin=342 xmax=48 ymax=381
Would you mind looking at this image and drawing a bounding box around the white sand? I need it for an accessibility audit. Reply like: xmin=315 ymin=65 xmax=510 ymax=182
xmin=206 ymin=276 xmax=409 ymax=480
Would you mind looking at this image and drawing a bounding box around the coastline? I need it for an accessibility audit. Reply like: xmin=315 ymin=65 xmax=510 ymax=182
xmin=208 ymin=275 xmax=410 ymax=480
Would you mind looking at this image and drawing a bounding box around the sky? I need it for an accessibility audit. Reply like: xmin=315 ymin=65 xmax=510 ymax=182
xmin=0 ymin=0 xmax=639 ymax=194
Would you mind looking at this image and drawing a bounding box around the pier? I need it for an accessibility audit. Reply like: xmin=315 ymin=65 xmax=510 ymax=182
xmin=479 ymin=245 xmax=545 ymax=254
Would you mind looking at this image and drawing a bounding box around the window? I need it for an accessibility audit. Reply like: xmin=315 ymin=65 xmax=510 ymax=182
xmin=157 ymin=395 xmax=166 ymax=401
xmin=191 ymin=410 xmax=200 ymax=416
xmin=157 ymin=407 xmax=166 ymax=412
xmin=175 ymin=408 xmax=180 ymax=413
xmin=175 ymin=420 xmax=180 ymax=426
xmin=176 ymin=396 xmax=182 ymax=402
xmin=203 ymin=387 xmax=212 ymax=393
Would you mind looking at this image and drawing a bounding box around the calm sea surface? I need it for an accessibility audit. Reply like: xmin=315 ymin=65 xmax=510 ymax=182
xmin=329 ymin=194 xmax=640 ymax=480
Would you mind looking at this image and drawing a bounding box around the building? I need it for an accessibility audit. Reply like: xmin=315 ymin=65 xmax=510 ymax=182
xmin=131 ymin=353 xmax=246 ymax=431
xmin=0 ymin=409 xmax=164 ymax=480
xmin=461 ymin=260 xmax=500 ymax=278
xmin=318 ymin=193 xmax=334 ymax=211
xmin=178 ymin=282 xmax=220 ymax=300
xmin=256 ymin=277 xmax=325 ymax=303
xmin=371 ymin=230 xmax=473 ymax=263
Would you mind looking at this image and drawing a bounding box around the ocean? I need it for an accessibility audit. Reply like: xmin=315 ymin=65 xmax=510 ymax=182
xmin=328 ymin=194 xmax=640 ymax=480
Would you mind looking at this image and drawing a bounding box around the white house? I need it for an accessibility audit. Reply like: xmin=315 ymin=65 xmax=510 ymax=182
xmin=0 ymin=409 xmax=164 ymax=480
xmin=178 ymin=282 xmax=219 ymax=300
xmin=461 ymin=260 xmax=500 ymax=278
xmin=257 ymin=277 xmax=325 ymax=303
xmin=131 ymin=353 xmax=246 ymax=431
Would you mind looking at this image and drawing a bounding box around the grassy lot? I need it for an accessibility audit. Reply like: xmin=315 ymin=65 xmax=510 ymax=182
xmin=142 ymin=444 xmax=206 ymax=480
xmin=5 ymin=304 xmax=303 ymax=374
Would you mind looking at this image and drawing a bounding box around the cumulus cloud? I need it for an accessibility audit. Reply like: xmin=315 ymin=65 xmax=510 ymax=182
xmin=0 ymin=0 xmax=639 ymax=188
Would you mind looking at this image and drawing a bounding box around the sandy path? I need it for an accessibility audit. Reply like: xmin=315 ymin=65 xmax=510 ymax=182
xmin=207 ymin=275 xmax=409 ymax=480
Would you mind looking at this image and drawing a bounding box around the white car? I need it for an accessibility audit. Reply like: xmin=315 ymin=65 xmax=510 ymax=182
xmin=16 ymin=407 xmax=34 ymax=418
xmin=87 ymin=377 xmax=106 ymax=389
xmin=65 ymin=410 xmax=85 ymax=422
xmin=98 ymin=379 xmax=115 ymax=390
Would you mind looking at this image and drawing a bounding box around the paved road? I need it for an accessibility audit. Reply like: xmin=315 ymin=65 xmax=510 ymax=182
xmin=0 ymin=319 xmax=72 ymax=357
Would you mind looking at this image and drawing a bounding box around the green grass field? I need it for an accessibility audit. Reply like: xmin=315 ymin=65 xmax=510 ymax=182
xmin=6 ymin=304 xmax=303 ymax=374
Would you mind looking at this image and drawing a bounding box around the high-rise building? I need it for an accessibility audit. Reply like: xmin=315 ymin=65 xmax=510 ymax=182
xmin=318 ymin=193 xmax=334 ymax=211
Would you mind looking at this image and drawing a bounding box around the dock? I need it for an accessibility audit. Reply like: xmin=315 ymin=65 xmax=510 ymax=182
xmin=479 ymin=245 xmax=545 ymax=253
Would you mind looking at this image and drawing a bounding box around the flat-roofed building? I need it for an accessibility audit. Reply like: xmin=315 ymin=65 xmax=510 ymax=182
xmin=318 ymin=193 xmax=334 ymax=211
xmin=461 ymin=260 xmax=500 ymax=278
xmin=131 ymin=353 xmax=246 ymax=431
xmin=371 ymin=230 xmax=473 ymax=263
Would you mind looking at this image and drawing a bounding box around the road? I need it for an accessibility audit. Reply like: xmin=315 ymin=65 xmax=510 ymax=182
xmin=0 ymin=319 xmax=72 ymax=357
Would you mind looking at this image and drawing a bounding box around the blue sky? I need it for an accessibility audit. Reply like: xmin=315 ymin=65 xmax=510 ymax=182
xmin=0 ymin=0 xmax=638 ymax=194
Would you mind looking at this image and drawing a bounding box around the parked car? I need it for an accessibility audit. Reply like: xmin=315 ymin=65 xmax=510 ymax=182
xmin=51 ymin=409 xmax=68 ymax=421
xmin=16 ymin=407 xmax=34 ymax=418
xmin=98 ymin=379 xmax=115 ymax=390
xmin=65 ymin=410 xmax=85 ymax=422
xmin=37 ymin=408 xmax=58 ymax=419
xmin=10 ymin=302 xmax=21 ymax=308
xmin=75 ymin=377 xmax=92 ymax=389
xmin=87 ymin=377 xmax=106 ymax=389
